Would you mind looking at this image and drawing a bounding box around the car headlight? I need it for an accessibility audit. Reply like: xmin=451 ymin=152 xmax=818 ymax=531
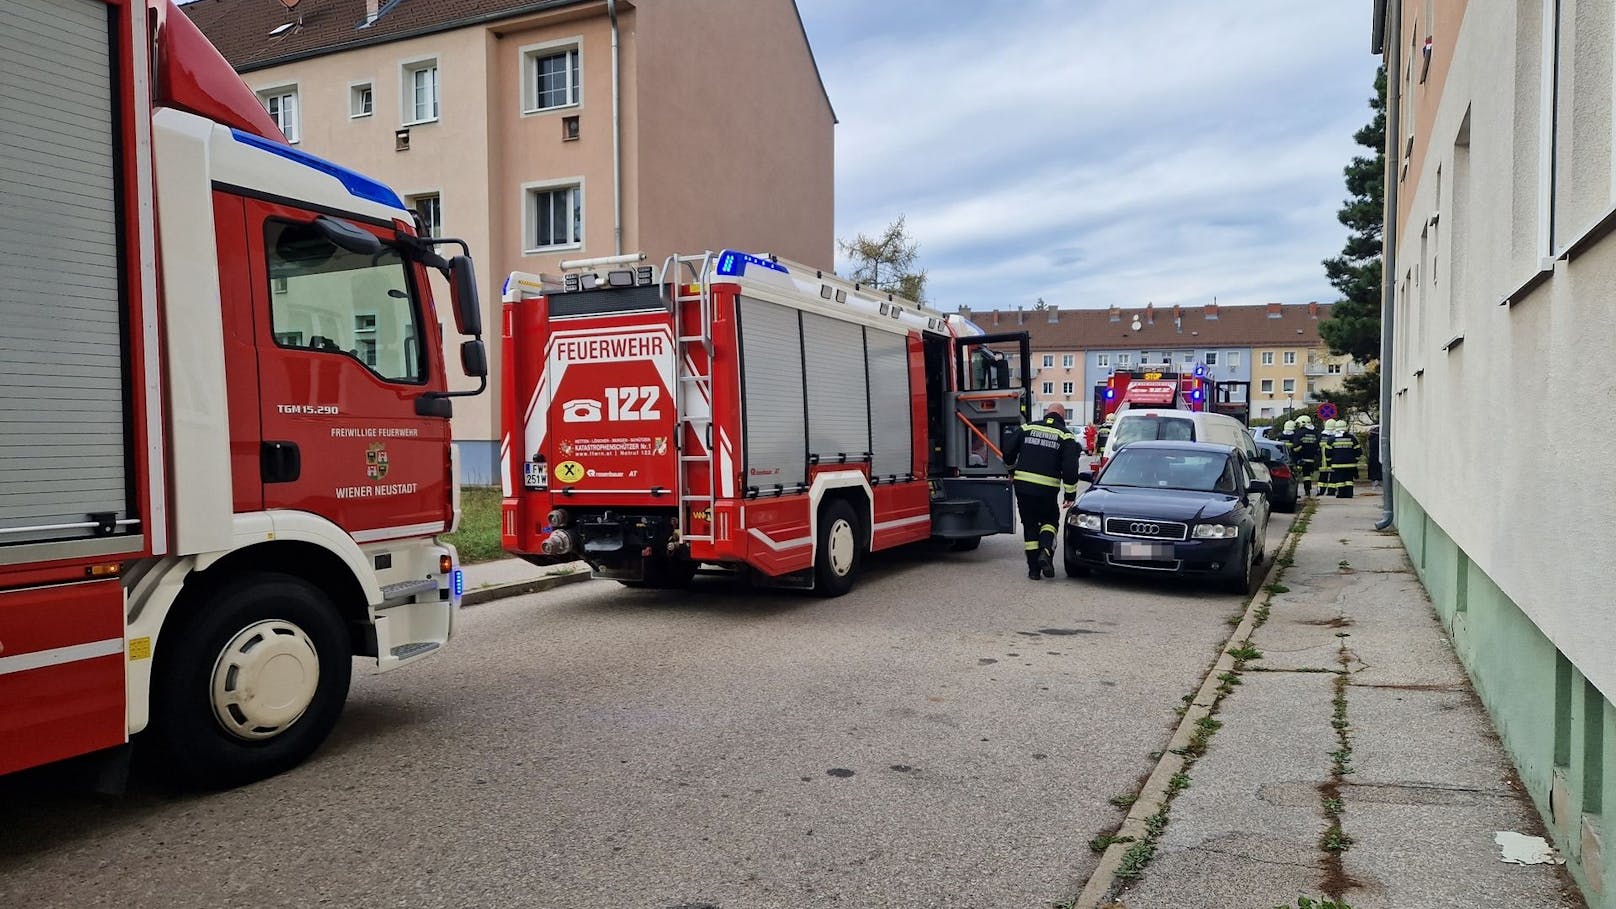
xmin=1192 ymin=523 xmax=1239 ymax=539
xmin=1071 ymin=512 xmax=1102 ymax=531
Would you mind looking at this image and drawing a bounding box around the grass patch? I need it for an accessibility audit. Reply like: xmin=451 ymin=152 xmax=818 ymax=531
xmin=444 ymin=486 xmax=505 ymax=565
xmin=1227 ymin=641 xmax=1262 ymax=662
xmin=1108 ymin=793 xmax=1138 ymax=809
xmin=1265 ymin=583 xmax=1291 ymax=594
xmin=1089 ymin=832 xmax=1135 ymax=853
xmin=1276 ymin=899 xmax=1353 ymax=909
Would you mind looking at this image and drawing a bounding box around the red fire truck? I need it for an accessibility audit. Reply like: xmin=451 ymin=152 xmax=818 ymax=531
xmin=0 ymin=1 xmax=485 ymax=786
xmin=1097 ymin=366 xmax=1212 ymax=419
xmin=501 ymin=252 xmax=1030 ymax=594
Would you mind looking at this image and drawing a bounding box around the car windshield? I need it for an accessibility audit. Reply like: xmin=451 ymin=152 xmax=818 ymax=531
xmin=1100 ymin=448 xmax=1236 ymax=493
xmin=1112 ymin=415 xmax=1194 ymax=447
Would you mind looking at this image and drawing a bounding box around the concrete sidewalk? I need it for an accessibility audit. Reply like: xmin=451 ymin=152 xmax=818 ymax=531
xmin=458 ymin=555 xmax=591 ymax=606
xmin=1101 ymin=492 xmax=1585 ymax=908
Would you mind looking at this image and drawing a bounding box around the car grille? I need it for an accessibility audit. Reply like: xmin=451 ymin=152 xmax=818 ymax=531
xmin=1104 ymin=517 xmax=1189 ymax=541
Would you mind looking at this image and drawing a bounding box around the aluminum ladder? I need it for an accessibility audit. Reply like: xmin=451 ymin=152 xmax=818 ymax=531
xmin=661 ymin=253 xmax=716 ymax=544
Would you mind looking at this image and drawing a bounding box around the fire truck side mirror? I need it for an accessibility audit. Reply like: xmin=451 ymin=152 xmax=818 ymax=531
xmin=460 ymin=339 xmax=488 ymax=379
xmin=448 ymin=255 xmax=482 ymax=337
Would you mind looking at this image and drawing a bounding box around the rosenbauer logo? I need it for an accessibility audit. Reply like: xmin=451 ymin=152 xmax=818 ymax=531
xmin=554 ymin=332 xmax=667 ymax=363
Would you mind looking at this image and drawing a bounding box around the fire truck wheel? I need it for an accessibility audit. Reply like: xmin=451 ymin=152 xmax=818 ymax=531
xmin=814 ymin=500 xmax=864 ymax=598
xmin=148 ymin=572 xmax=352 ymax=789
xmin=948 ymin=537 xmax=982 ymax=552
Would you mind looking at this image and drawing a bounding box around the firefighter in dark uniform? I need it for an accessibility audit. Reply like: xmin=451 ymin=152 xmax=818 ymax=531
xmin=1094 ymin=411 xmax=1115 ymax=454
xmin=1003 ymin=403 xmax=1083 ymax=580
xmin=1293 ymin=415 xmax=1321 ymax=498
xmin=1327 ymin=419 xmax=1361 ymax=498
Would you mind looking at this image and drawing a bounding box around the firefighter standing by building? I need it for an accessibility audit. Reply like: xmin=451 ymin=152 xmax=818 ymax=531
xmin=1003 ymin=403 xmax=1083 ymax=580
xmin=1326 ymin=419 xmax=1361 ymax=498
xmin=1294 ymin=415 xmax=1321 ymax=498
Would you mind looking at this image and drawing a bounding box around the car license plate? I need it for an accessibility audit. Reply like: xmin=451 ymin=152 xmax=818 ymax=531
xmin=523 ymin=461 xmax=548 ymax=490
xmin=1117 ymin=541 xmax=1172 ymax=560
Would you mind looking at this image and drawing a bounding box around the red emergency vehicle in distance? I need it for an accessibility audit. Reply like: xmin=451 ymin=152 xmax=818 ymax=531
xmin=501 ymin=251 xmax=1032 ymax=595
xmin=0 ymin=0 xmax=485 ymax=786
xmin=1096 ymin=366 xmax=1213 ymax=420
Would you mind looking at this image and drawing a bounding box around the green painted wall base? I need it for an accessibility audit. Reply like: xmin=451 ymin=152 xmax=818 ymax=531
xmin=1396 ymin=481 xmax=1615 ymax=907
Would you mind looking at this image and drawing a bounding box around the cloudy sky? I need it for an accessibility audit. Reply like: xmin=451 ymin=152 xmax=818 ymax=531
xmin=795 ymin=0 xmax=1380 ymax=313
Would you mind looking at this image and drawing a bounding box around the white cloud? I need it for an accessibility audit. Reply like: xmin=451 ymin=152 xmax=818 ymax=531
xmin=797 ymin=0 xmax=1381 ymax=311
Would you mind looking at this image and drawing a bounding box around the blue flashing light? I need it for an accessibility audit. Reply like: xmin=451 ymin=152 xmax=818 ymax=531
xmin=1105 ymin=389 xmax=1116 ymax=400
xmin=715 ymin=250 xmax=789 ymax=278
xmin=1193 ymin=364 xmax=1207 ymax=377
xmin=1192 ymin=390 xmax=1204 ymax=401
xmin=452 ymin=569 xmax=464 ymax=599
xmin=501 ymin=275 xmax=512 ymax=296
xmin=231 ymin=129 xmax=405 ymax=210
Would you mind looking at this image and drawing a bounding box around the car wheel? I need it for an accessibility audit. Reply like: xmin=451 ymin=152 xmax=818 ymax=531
xmin=949 ymin=537 xmax=982 ymax=552
xmin=814 ymin=499 xmax=864 ymax=598
xmin=1222 ymin=542 xmax=1254 ymax=596
xmin=147 ymin=572 xmax=352 ymax=789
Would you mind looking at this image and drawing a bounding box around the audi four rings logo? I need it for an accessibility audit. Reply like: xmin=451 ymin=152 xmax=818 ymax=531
xmin=1129 ymin=522 xmax=1160 ymax=535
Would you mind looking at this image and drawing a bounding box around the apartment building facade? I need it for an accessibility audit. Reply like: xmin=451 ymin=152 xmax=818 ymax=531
xmin=186 ymin=0 xmax=835 ymax=482
xmin=960 ymin=302 xmax=1343 ymax=425
xmin=1374 ymin=2 xmax=1614 ymax=903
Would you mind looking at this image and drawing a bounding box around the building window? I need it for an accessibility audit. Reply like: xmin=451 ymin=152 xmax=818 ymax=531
xmin=1282 ymin=378 xmax=1296 ymax=394
xmin=1042 ymin=354 xmax=1054 ymax=368
xmin=1260 ymin=379 xmax=1274 ymax=394
xmin=1041 ymin=381 xmax=1054 ymax=395
xmin=1327 ymin=363 xmax=1343 ymax=374
xmin=1062 ymin=354 xmax=1075 ymax=368
xmin=350 ymin=82 xmax=373 ymax=119
xmin=1227 ymin=351 xmax=1240 ymax=367
xmin=1283 ymin=350 xmax=1296 ymax=365
xmin=403 ymin=60 xmax=439 ymax=124
xmin=1061 ymin=381 xmax=1074 ymax=395
xmin=524 ymin=182 xmax=583 ymax=251
xmin=1260 ymin=351 xmax=1274 ymax=366
xmin=1097 ymin=353 xmax=1109 ymax=367
xmin=1307 ymin=379 xmax=1317 ymax=394
xmin=525 ymin=44 xmax=581 ymax=113
xmin=1118 ymin=353 xmax=1131 ymax=366
xmin=258 ymin=87 xmax=299 ymax=143
xmin=1182 ymin=352 xmax=1193 ymax=364
xmin=407 ymin=193 xmax=441 ymax=237
xmin=1204 ymin=352 xmax=1217 ymax=365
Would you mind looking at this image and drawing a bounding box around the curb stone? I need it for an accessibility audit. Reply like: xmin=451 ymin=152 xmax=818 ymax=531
xmin=461 ymin=569 xmax=593 ymax=607
xmin=1072 ymin=508 xmax=1312 ymax=909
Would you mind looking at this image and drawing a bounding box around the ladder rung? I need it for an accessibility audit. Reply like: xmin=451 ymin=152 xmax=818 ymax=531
xmin=681 ymin=495 xmax=713 ymax=502
xmin=676 ymin=336 xmax=708 ymax=343
xmin=679 ymin=456 xmax=712 ymax=462
xmin=678 ymin=374 xmax=710 ymax=382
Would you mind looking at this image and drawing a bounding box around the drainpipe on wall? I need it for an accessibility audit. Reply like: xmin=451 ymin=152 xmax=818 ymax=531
xmin=607 ymin=0 xmax=623 ymax=256
xmin=1375 ymin=0 xmax=1400 ymax=531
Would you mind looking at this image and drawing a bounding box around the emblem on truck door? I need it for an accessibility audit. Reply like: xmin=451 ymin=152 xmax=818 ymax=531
xmin=555 ymin=460 xmax=585 ymax=483
xmin=365 ymin=442 xmax=390 ymax=480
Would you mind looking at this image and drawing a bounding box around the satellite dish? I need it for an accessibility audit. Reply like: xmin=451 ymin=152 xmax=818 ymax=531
xmin=1130 ymin=318 xmax=1142 ymax=331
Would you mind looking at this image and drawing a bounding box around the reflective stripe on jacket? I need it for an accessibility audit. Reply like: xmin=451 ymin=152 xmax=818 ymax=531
xmin=1003 ymin=415 xmax=1083 ymax=494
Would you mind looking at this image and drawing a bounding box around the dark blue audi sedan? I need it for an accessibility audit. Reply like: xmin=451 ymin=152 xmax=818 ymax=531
xmin=1064 ymin=441 xmax=1271 ymax=593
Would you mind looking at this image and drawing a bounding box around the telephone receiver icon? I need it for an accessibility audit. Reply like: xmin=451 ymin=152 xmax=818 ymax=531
xmin=562 ymin=398 xmax=602 ymax=422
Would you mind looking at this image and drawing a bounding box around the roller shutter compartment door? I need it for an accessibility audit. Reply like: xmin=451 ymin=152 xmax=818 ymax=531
xmin=0 ymin=0 xmax=130 ymax=544
xmin=737 ymin=297 xmax=806 ymax=492
xmin=800 ymin=311 xmax=870 ymax=466
xmin=865 ymin=328 xmax=913 ymax=479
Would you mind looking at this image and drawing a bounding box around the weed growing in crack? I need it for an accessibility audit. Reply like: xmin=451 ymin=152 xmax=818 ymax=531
xmin=1109 ymin=793 xmax=1138 ymax=809
xmin=1265 ymin=583 xmax=1291 ymax=594
xmin=1277 ymin=898 xmax=1353 ymax=909
xmin=1227 ymin=641 xmax=1262 ymax=661
xmin=1089 ymin=832 xmax=1136 ymax=853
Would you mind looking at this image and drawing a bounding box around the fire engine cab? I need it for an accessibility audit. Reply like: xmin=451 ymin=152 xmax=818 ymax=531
xmin=0 ymin=0 xmax=484 ymax=786
xmin=501 ymin=252 xmax=1032 ymax=595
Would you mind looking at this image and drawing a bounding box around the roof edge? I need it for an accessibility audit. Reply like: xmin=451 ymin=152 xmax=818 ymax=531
xmin=220 ymin=0 xmax=595 ymax=74
xmin=789 ymin=0 xmax=837 ymax=124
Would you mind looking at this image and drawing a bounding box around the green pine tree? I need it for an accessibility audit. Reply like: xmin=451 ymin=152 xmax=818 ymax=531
xmin=1318 ymin=68 xmax=1386 ymax=362
xmin=838 ymin=215 xmax=928 ymax=303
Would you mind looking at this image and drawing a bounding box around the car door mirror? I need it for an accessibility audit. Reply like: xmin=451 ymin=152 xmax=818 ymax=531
xmin=1078 ymin=471 xmax=1094 ymax=483
xmin=1247 ymin=479 xmax=1270 ymax=495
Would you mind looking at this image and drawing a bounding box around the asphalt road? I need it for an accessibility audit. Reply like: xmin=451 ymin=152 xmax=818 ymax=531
xmin=1 ymin=512 xmax=1293 ymax=909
